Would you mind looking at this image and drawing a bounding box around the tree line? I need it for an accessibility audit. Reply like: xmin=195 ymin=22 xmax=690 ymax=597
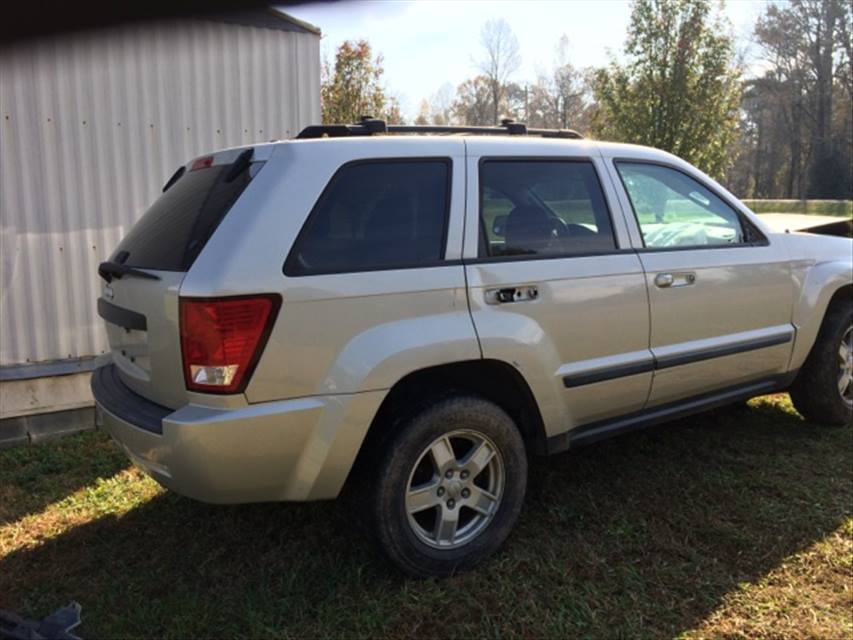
xmin=320 ymin=0 xmax=852 ymax=198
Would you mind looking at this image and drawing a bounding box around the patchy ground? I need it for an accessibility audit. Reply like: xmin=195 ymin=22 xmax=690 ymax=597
xmin=1 ymin=394 xmax=850 ymax=639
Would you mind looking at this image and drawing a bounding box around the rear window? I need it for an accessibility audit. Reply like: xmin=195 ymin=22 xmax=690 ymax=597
xmin=284 ymin=159 xmax=450 ymax=276
xmin=113 ymin=158 xmax=261 ymax=271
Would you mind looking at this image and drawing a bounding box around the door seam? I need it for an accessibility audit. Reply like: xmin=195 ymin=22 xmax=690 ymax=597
xmin=460 ymin=139 xmax=484 ymax=359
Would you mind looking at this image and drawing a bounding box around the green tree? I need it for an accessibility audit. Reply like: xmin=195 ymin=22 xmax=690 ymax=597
xmin=321 ymin=40 xmax=393 ymax=124
xmin=593 ymin=0 xmax=742 ymax=179
xmin=755 ymin=0 xmax=852 ymax=198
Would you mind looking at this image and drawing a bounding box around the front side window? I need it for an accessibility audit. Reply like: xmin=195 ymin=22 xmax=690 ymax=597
xmin=616 ymin=162 xmax=747 ymax=248
xmin=285 ymin=160 xmax=450 ymax=275
xmin=479 ymin=161 xmax=617 ymax=258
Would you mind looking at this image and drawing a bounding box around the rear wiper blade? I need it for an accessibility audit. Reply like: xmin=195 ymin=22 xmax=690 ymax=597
xmin=162 ymin=165 xmax=186 ymax=192
xmin=97 ymin=261 xmax=161 ymax=283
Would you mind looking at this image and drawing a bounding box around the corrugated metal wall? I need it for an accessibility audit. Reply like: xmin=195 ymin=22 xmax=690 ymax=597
xmin=0 ymin=18 xmax=320 ymax=368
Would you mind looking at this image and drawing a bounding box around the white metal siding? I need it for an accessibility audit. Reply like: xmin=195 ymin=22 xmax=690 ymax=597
xmin=0 ymin=19 xmax=320 ymax=367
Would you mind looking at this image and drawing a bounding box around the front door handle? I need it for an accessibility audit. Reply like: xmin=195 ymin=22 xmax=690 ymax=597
xmin=655 ymin=272 xmax=696 ymax=289
xmin=654 ymin=273 xmax=675 ymax=288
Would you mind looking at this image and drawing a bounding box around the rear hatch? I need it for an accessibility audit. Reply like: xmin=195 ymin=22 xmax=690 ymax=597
xmin=98 ymin=147 xmax=265 ymax=408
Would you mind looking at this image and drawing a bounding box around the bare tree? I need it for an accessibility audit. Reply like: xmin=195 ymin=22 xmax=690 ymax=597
xmin=527 ymin=35 xmax=588 ymax=130
xmin=476 ymin=19 xmax=521 ymax=124
xmin=430 ymin=83 xmax=455 ymax=125
xmin=414 ymin=99 xmax=431 ymax=125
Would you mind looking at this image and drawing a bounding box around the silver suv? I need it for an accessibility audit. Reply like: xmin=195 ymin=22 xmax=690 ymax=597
xmin=92 ymin=119 xmax=853 ymax=577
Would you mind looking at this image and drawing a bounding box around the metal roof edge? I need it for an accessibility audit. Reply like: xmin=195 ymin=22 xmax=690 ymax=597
xmin=269 ymin=7 xmax=321 ymax=35
xmin=210 ymin=6 xmax=321 ymax=36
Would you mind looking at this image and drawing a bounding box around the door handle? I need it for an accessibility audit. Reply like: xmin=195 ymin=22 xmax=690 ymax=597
xmin=654 ymin=273 xmax=675 ymax=288
xmin=655 ymin=272 xmax=696 ymax=288
xmin=485 ymin=286 xmax=539 ymax=305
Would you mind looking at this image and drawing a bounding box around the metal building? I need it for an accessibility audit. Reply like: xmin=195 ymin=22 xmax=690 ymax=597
xmin=0 ymin=8 xmax=321 ymax=441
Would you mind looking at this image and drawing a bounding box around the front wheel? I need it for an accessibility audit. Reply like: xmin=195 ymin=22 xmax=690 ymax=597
xmin=790 ymin=301 xmax=853 ymax=426
xmin=369 ymin=395 xmax=527 ymax=577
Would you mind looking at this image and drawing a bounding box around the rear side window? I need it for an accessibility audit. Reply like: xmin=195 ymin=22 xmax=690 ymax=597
xmin=479 ymin=160 xmax=617 ymax=258
xmin=113 ymin=159 xmax=260 ymax=271
xmin=285 ymin=160 xmax=450 ymax=276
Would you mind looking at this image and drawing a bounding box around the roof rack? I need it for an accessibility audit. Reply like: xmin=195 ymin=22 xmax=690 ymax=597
xmin=296 ymin=117 xmax=583 ymax=140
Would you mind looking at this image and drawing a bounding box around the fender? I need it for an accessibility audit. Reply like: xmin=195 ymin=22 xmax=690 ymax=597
xmin=783 ymin=232 xmax=853 ymax=371
xmin=328 ymin=306 xmax=565 ymax=439
xmin=463 ymin=309 xmax=573 ymax=437
xmin=323 ymin=310 xmax=482 ymax=393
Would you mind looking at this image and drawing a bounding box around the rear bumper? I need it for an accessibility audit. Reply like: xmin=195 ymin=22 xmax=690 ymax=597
xmin=91 ymin=364 xmax=385 ymax=503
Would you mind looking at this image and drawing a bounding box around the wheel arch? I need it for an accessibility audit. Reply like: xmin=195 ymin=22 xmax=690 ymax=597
xmin=788 ymin=281 xmax=852 ymax=424
xmin=827 ymin=284 xmax=853 ymax=312
xmin=789 ymin=268 xmax=853 ymax=372
xmin=346 ymin=359 xmax=548 ymax=487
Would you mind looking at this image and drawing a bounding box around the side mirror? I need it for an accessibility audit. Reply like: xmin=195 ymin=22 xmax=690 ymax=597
xmin=492 ymin=214 xmax=508 ymax=237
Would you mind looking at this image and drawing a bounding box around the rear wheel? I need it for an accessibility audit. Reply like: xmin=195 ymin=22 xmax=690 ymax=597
xmin=369 ymin=395 xmax=527 ymax=577
xmin=790 ymin=302 xmax=853 ymax=426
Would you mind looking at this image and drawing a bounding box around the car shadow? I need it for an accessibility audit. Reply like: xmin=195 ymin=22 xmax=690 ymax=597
xmin=0 ymin=431 xmax=130 ymax=526
xmin=1 ymin=396 xmax=850 ymax=638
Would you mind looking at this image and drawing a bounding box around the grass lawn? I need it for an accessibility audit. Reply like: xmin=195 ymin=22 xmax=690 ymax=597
xmin=1 ymin=394 xmax=850 ymax=639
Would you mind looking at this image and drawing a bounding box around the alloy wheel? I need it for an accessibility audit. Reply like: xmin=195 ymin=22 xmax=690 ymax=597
xmin=839 ymin=325 xmax=853 ymax=407
xmin=405 ymin=430 xmax=505 ymax=550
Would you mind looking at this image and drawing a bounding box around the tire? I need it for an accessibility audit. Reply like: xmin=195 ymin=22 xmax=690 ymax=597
xmin=368 ymin=395 xmax=527 ymax=577
xmin=789 ymin=300 xmax=853 ymax=426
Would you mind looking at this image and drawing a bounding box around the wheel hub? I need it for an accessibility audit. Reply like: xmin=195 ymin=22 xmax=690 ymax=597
xmin=444 ymin=479 xmax=464 ymax=500
xmin=405 ymin=430 xmax=505 ymax=550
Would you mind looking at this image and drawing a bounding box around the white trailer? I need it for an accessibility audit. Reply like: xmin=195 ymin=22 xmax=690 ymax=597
xmin=0 ymin=8 xmax=321 ymax=444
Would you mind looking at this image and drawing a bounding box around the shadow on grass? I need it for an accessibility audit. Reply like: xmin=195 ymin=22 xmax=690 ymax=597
xmin=1 ymin=396 xmax=850 ymax=639
xmin=0 ymin=431 xmax=130 ymax=525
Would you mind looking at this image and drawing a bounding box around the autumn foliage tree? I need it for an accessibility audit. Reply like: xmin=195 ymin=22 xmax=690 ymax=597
xmin=526 ymin=35 xmax=593 ymax=132
xmin=593 ymin=0 xmax=742 ymax=179
xmin=451 ymin=76 xmax=496 ymax=126
xmin=321 ymin=40 xmax=403 ymax=125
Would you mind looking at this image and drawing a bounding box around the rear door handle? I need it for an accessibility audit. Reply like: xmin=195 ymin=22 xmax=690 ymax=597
xmin=485 ymin=286 xmax=539 ymax=305
xmin=654 ymin=272 xmax=696 ymax=289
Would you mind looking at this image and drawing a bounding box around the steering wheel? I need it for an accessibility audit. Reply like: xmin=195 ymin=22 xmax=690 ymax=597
xmin=564 ymin=223 xmax=596 ymax=237
xmin=550 ymin=215 xmax=571 ymax=238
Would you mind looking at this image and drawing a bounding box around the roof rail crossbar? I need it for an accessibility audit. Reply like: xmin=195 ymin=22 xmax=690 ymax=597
xmin=296 ymin=118 xmax=583 ymax=140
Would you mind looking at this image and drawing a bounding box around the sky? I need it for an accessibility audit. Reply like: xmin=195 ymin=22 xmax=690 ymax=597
xmin=286 ymin=0 xmax=775 ymax=120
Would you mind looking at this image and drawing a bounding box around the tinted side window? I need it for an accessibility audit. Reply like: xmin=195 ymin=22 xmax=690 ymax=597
xmin=616 ymin=162 xmax=746 ymax=248
xmin=479 ymin=161 xmax=617 ymax=258
xmin=285 ymin=160 xmax=450 ymax=276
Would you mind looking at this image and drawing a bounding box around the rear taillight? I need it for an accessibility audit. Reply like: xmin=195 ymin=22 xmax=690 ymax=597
xmin=179 ymin=295 xmax=280 ymax=394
